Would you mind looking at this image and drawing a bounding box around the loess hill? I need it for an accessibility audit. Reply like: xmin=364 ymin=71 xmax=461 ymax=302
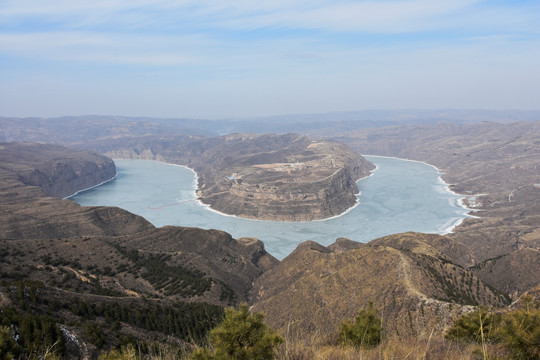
xmin=331 ymin=120 xmax=540 ymax=301
xmin=93 ymin=133 xmax=374 ymax=221
xmin=0 ymin=143 xmax=278 ymax=305
xmin=250 ymin=232 xmax=510 ymax=340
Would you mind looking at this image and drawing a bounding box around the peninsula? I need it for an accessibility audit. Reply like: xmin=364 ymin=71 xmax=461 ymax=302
xmin=96 ymin=133 xmax=375 ymax=221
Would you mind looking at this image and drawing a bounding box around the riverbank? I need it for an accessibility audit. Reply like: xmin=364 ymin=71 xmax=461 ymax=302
xmin=64 ymin=172 xmax=118 ymax=199
xmin=364 ymin=154 xmax=483 ymax=235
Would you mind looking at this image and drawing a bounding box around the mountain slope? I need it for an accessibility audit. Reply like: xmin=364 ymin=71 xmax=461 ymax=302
xmin=250 ymin=233 xmax=509 ymax=340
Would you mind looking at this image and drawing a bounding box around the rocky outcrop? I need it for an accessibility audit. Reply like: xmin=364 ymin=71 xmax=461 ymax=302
xmin=200 ymin=161 xmax=365 ymax=221
xmin=191 ymin=134 xmax=374 ymax=221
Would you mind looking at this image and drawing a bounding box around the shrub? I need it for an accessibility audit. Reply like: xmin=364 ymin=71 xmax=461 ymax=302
xmin=84 ymin=321 xmax=106 ymax=348
xmin=447 ymin=297 xmax=540 ymax=359
xmin=446 ymin=306 xmax=501 ymax=344
xmin=338 ymin=302 xmax=382 ymax=349
xmin=0 ymin=325 xmax=20 ymax=360
xmin=0 ymin=307 xmax=65 ymax=358
xmin=497 ymin=306 xmax=540 ymax=359
xmin=98 ymin=345 xmax=137 ymax=360
xmin=191 ymin=304 xmax=282 ymax=360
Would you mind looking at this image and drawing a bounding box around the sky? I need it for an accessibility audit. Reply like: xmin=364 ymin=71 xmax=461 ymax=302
xmin=1 ymin=0 xmax=539 ymax=119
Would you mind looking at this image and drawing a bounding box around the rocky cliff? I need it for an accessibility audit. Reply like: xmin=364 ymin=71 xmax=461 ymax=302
xmin=0 ymin=142 xmax=116 ymax=198
xmin=192 ymin=134 xmax=372 ymax=221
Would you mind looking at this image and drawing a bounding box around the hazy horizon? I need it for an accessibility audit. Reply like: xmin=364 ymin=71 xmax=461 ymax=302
xmin=1 ymin=1 xmax=539 ymax=119
xmin=3 ymin=108 xmax=540 ymax=122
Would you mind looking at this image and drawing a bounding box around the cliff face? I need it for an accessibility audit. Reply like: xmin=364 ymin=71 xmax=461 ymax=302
xmin=20 ymin=159 xmax=117 ymax=198
xmin=96 ymin=133 xmax=375 ymax=221
xmin=203 ymin=165 xmax=361 ymax=221
xmin=1 ymin=142 xmax=116 ymax=198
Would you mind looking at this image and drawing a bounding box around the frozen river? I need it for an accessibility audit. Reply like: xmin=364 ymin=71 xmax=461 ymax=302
xmin=71 ymin=156 xmax=472 ymax=260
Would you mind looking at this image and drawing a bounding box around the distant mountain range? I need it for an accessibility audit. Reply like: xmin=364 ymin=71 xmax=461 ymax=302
xmin=2 ymin=109 xmax=540 ymax=139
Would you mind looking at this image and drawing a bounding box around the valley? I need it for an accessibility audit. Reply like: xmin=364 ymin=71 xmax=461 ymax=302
xmin=0 ymin=114 xmax=539 ymax=358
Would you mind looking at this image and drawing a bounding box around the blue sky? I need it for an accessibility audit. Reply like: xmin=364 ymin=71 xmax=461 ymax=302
xmin=1 ymin=0 xmax=539 ymax=118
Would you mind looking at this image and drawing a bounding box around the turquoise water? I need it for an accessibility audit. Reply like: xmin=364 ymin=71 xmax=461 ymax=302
xmin=71 ymin=156 xmax=472 ymax=260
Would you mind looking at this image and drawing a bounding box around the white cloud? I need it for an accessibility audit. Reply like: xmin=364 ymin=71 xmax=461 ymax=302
xmin=1 ymin=0 xmax=539 ymax=117
xmin=0 ymin=32 xmax=204 ymax=66
xmin=217 ymin=0 xmax=479 ymax=33
xmin=3 ymin=0 xmax=534 ymax=34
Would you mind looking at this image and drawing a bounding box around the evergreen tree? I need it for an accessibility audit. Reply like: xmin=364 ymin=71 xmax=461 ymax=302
xmin=447 ymin=297 xmax=540 ymax=359
xmin=446 ymin=306 xmax=500 ymax=344
xmin=338 ymin=302 xmax=383 ymax=349
xmin=191 ymin=304 xmax=282 ymax=360
xmin=497 ymin=306 xmax=540 ymax=359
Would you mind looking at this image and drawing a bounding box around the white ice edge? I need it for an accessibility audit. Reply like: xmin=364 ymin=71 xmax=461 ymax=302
xmin=363 ymin=154 xmax=486 ymax=234
xmin=64 ymin=172 xmax=118 ymax=199
xmin=438 ymin=217 xmax=465 ymax=235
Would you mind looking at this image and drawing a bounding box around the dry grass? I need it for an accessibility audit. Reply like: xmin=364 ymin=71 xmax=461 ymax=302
xmin=97 ymin=334 xmax=510 ymax=360
xmin=274 ymin=333 xmax=506 ymax=360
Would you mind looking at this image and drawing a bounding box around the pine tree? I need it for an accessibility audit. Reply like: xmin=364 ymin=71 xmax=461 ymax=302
xmin=338 ymin=302 xmax=383 ymax=349
xmin=191 ymin=304 xmax=282 ymax=360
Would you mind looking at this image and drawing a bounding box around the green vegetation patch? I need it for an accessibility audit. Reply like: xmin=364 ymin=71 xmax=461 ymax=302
xmin=338 ymin=302 xmax=383 ymax=349
xmin=115 ymin=246 xmax=212 ymax=298
xmin=2 ymin=279 xmax=224 ymax=357
xmin=0 ymin=307 xmax=65 ymax=359
xmin=69 ymin=298 xmax=224 ymax=344
xmin=192 ymin=304 xmax=283 ymax=360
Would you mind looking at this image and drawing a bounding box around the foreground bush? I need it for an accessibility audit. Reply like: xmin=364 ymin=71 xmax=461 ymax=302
xmin=446 ymin=306 xmax=501 ymax=344
xmin=0 ymin=325 xmax=19 ymax=360
xmin=497 ymin=306 xmax=540 ymax=359
xmin=338 ymin=302 xmax=382 ymax=349
xmin=192 ymin=304 xmax=282 ymax=360
xmin=447 ymin=296 xmax=540 ymax=359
